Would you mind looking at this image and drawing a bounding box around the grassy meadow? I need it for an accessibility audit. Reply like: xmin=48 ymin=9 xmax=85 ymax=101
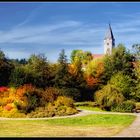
xmin=0 ymin=114 xmax=136 ymax=137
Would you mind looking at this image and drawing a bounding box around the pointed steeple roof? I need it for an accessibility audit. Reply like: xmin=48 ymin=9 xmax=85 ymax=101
xmin=104 ymin=24 xmax=115 ymax=40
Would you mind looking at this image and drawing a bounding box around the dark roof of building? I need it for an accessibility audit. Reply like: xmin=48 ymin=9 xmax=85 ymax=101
xmin=104 ymin=24 xmax=115 ymax=40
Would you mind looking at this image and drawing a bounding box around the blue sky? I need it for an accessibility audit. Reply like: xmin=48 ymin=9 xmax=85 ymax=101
xmin=0 ymin=2 xmax=140 ymax=62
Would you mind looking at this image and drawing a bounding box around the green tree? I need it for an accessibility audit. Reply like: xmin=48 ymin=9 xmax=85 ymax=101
xmin=0 ymin=49 xmax=5 ymax=60
xmin=70 ymin=50 xmax=82 ymax=63
xmin=10 ymin=53 xmax=52 ymax=88
xmin=0 ymin=50 xmax=14 ymax=86
xmin=54 ymin=49 xmax=69 ymax=88
xmin=70 ymin=50 xmax=93 ymax=65
xmin=132 ymin=44 xmax=140 ymax=59
xmin=94 ymin=84 xmax=124 ymax=111
xmin=25 ymin=54 xmax=51 ymax=88
xmin=109 ymin=72 xmax=134 ymax=99
xmin=133 ymin=60 xmax=140 ymax=101
xmin=9 ymin=66 xmax=26 ymax=87
xmin=58 ymin=49 xmax=68 ymax=64
xmin=103 ymin=44 xmax=134 ymax=83
xmin=54 ymin=49 xmax=86 ymax=101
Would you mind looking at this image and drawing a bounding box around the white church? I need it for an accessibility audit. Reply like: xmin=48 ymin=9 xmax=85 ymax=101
xmin=93 ymin=24 xmax=115 ymax=59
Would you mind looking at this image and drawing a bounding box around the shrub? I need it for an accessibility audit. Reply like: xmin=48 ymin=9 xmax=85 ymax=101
xmin=55 ymin=105 xmax=67 ymax=116
xmin=0 ymin=86 xmax=9 ymax=92
xmin=27 ymin=105 xmax=56 ymax=118
xmin=15 ymin=84 xmax=43 ymax=113
xmin=111 ymin=100 xmax=136 ymax=113
xmin=0 ymin=87 xmax=9 ymax=99
xmin=46 ymin=102 xmax=56 ymax=116
xmin=54 ymin=96 xmax=77 ymax=116
xmin=27 ymin=96 xmax=78 ymax=118
xmin=4 ymin=104 xmax=13 ymax=111
xmin=16 ymin=84 xmax=36 ymax=98
xmin=54 ymin=96 xmax=75 ymax=108
xmin=42 ymin=87 xmax=62 ymax=103
xmin=65 ymin=107 xmax=78 ymax=115
xmin=0 ymin=84 xmax=78 ymax=118
xmin=94 ymin=84 xmax=124 ymax=111
xmin=24 ymin=93 xmax=39 ymax=113
xmin=0 ymin=106 xmax=3 ymax=113
xmin=27 ymin=105 xmax=78 ymax=118
xmin=0 ymin=107 xmax=26 ymax=118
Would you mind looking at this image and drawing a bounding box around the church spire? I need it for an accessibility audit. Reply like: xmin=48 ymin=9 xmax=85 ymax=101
xmin=104 ymin=23 xmax=115 ymax=40
xmin=104 ymin=24 xmax=115 ymax=55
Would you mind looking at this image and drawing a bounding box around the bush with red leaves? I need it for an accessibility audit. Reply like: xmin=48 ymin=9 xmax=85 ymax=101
xmin=0 ymin=87 xmax=9 ymax=92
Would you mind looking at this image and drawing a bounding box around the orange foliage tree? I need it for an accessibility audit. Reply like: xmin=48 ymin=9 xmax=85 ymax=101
xmin=84 ymin=58 xmax=104 ymax=88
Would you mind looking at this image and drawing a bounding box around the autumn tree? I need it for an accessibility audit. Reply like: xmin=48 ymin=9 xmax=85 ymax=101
xmin=84 ymin=58 xmax=104 ymax=88
xmin=68 ymin=58 xmax=86 ymax=101
xmin=54 ymin=49 xmax=86 ymax=101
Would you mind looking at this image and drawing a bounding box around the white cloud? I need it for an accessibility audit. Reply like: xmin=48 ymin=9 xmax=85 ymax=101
xmin=0 ymin=20 xmax=103 ymax=47
xmin=1 ymin=13 xmax=140 ymax=62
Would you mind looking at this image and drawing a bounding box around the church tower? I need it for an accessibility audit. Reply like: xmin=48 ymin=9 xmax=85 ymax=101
xmin=104 ymin=24 xmax=115 ymax=55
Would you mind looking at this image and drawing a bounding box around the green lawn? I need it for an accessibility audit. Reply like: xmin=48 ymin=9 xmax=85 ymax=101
xmin=0 ymin=114 xmax=136 ymax=137
xmin=46 ymin=114 xmax=135 ymax=126
xmin=74 ymin=101 xmax=105 ymax=112
xmin=77 ymin=106 xmax=105 ymax=112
